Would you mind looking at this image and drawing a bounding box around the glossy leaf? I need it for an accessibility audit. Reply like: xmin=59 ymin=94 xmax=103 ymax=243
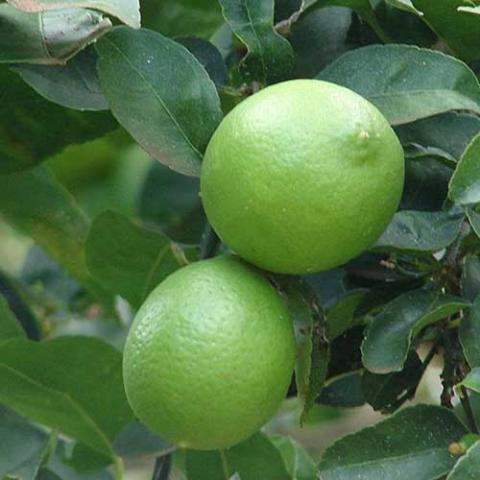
xmin=460 ymin=296 xmax=480 ymax=368
xmin=318 ymin=405 xmax=468 ymax=480
xmin=326 ymin=289 xmax=367 ymax=340
xmin=138 ymin=162 xmax=205 ymax=244
xmin=362 ymin=351 xmax=423 ymax=412
xmin=0 ymin=67 xmax=116 ymax=173
xmin=459 ymin=368 xmax=480 ymax=394
xmin=412 ymin=0 xmax=480 ymax=61
xmin=0 ymin=407 xmax=53 ymax=480
xmin=449 ymin=133 xmax=480 ymax=205
xmin=96 ymin=27 xmax=222 ymax=177
xmin=461 ymin=256 xmax=480 ymax=302
xmin=13 ymin=47 xmax=108 ymax=111
xmin=0 ymin=295 xmax=25 ymax=342
xmin=375 ymin=209 xmax=465 ymax=252
xmin=218 ymin=0 xmax=294 ymax=84
xmin=396 ymin=112 xmax=480 ymax=164
xmin=0 ymin=167 xmax=108 ymax=300
xmin=8 ymin=0 xmax=141 ymax=28
xmin=0 ymin=4 xmax=112 ymax=64
xmin=362 ymin=289 xmax=468 ymax=373
xmin=176 ymin=36 xmax=228 ymax=86
xmin=86 ymin=210 xmax=190 ymax=308
xmin=467 ymin=207 xmax=480 ymax=238
xmin=447 ymin=441 xmax=480 ymax=480
xmin=270 ymin=435 xmax=317 ymax=480
xmin=186 ymin=432 xmax=290 ymax=480
xmin=0 ymin=336 xmax=134 ymax=457
xmin=317 ymin=371 xmax=365 ymax=408
xmin=318 ymin=45 xmax=480 ymax=125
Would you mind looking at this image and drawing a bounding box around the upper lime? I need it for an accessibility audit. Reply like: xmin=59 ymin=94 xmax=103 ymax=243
xmin=201 ymin=79 xmax=405 ymax=274
xmin=123 ymin=256 xmax=295 ymax=450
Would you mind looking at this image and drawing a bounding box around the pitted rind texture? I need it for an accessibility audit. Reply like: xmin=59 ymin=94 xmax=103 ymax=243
xmin=201 ymin=79 xmax=405 ymax=274
xmin=123 ymin=256 xmax=296 ymax=450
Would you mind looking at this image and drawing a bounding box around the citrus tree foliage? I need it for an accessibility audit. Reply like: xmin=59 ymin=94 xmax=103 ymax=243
xmin=1 ymin=0 xmax=480 ymax=479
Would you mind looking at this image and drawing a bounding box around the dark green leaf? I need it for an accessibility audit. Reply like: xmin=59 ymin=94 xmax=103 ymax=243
xmin=113 ymin=421 xmax=171 ymax=458
xmin=0 ymin=4 xmax=112 ymax=64
xmin=459 ymin=368 xmax=480 ymax=394
xmin=447 ymin=441 xmax=480 ymax=480
xmin=317 ymin=371 xmax=365 ymax=408
xmin=318 ymin=404 xmax=468 ymax=480
xmin=411 ymin=0 xmax=480 ymax=61
xmin=362 ymin=351 xmax=423 ymax=412
xmin=0 ymin=167 xmax=109 ymax=300
xmin=326 ymin=289 xmax=367 ymax=340
xmin=318 ymin=45 xmax=480 ymax=125
xmin=0 ymin=407 xmax=53 ymax=480
xmin=467 ymin=207 xmax=480 ymax=238
xmin=96 ymin=27 xmax=222 ymax=177
xmin=0 ymin=295 xmax=25 ymax=342
xmin=386 ymin=0 xmax=421 ymax=15
xmin=8 ymin=0 xmax=141 ymax=28
xmin=138 ymin=162 xmax=205 ymax=244
xmin=86 ymin=210 xmax=190 ymax=308
xmin=461 ymin=256 xmax=480 ymax=302
xmin=401 ymin=158 xmax=453 ymax=212
xmin=0 ymin=67 xmax=116 ymax=174
xmin=396 ymin=112 xmax=480 ymax=165
xmin=362 ymin=289 xmax=468 ymax=373
xmin=0 ymin=336 xmax=134 ymax=457
xmin=460 ymin=296 xmax=480 ymax=368
xmin=186 ymin=432 xmax=290 ymax=480
xmin=218 ymin=0 xmax=294 ymax=84
xmin=176 ymin=36 xmax=228 ymax=86
xmin=449 ymin=133 xmax=480 ymax=205
xmin=270 ymin=435 xmax=316 ymax=480
xmin=375 ymin=209 xmax=465 ymax=252
xmin=13 ymin=47 xmax=108 ymax=111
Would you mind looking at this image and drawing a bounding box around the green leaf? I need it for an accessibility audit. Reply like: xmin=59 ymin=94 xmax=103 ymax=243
xmin=113 ymin=421 xmax=171 ymax=458
xmin=186 ymin=432 xmax=291 ymax=480
xmin=460 ymin=296 xmax=480 ymax=368
xmin=375 ymin=209 xmax=465 ymax=252
xmin=0 ymin=295 xmax=25 ymax=342
xmin=459 ymin=368 xmax=480 ymax=394
xmin=0 ymin=4 xmax=112 ymax=64
xmin=13 ymin=47 xmax=108 ymax=111
xmin=176 ymin=36 xmax=228 ymax=86
xmin=326 ymin=290 xmax=367 ymax=340
xmin=386 ymin=0 xmax=421 ymax=15
xmin=0 ymin=407 xmax=53 ymax=480
xmin=447 ymin=441 xmax=480 ymax=480
xmin=0 ymin=67 xmax=116 ymax=174
xmin=8 ymin=0 xmax=141 ymax=28
xmin=467 ymin=207 xmax=480 ymax=238
xmin=449 ymin=133 xmax=480 ymax=205
xmin=138 ymin=162 xmax=205 ymax=244
xmin=395 ymin=112 xmax=480 ymax=164
xmin=318 ymin=44 xmax=480 ymax=125
xmin=270 ymin=435 xmax=317 ymax=480
xmin=362 ymin=351 xmax=424 ymax=412
xmin=362 ymin=289 xmax=468 ymax=373
xmin=0 ymin=167 xmax=109 ymax=300
xmin=218 ymin=0 xmax=294 ymax=84
xmin=318 ymin=404 xmax=468 ymax=480
xmin=284 ymin=282 xmax=329 ymax=420
xmin=317 ymin=371 xmax=365 ymax=408
xmin=0 ymin=336 xmax=134 ymax=458
xmin=461 ymin=256 xmax=480 ymax=302
xmin=411 ymin=0 xmax=480 ymax=61
xmin=86 ymin=210 xmax=190 ymax=308
xmin=96 ymin=27 xmax=222 ymax=177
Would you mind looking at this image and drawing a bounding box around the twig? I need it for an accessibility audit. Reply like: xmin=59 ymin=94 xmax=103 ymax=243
xmin=460 ymin=386 xmax=479 ymax=434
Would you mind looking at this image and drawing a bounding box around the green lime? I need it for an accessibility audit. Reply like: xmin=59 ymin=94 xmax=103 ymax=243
xmin=201 ymin=79 xmax=404 ymax=274
xmin=123 ymin=256 xmax=295 ymax=450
